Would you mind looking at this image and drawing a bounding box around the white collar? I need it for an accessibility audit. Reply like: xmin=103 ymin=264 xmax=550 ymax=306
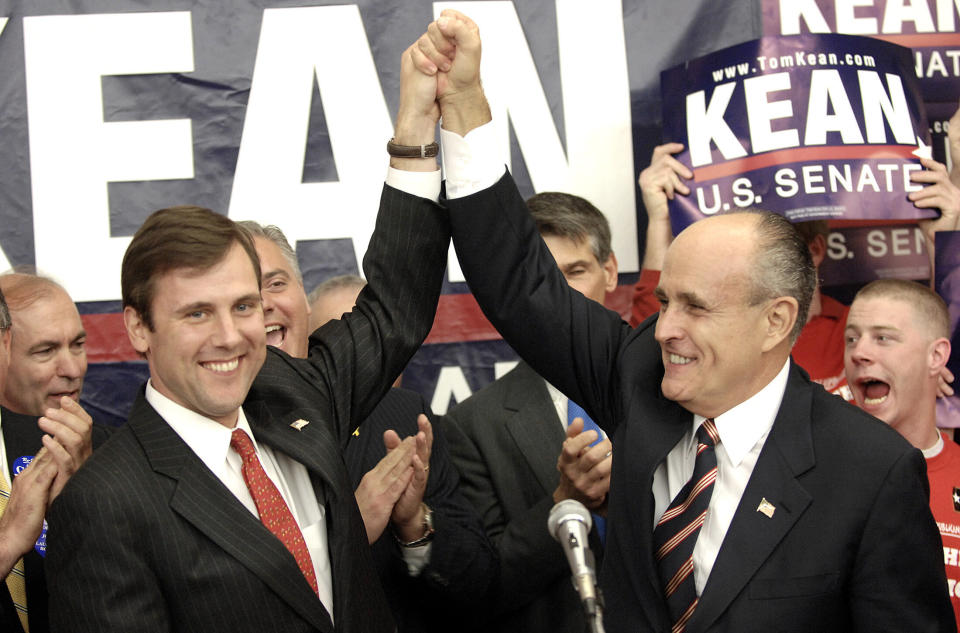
xmin=692 ymin=358 xmax=791 ymax=466
xmin=922 ymin=430 xmax=944 ymax=458
xmin=145 ymin=379 xmax=258 ymax=469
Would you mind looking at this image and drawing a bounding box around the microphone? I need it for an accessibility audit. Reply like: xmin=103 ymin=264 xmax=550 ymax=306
xmin=548 ymin=499 xmax=600 ymax=617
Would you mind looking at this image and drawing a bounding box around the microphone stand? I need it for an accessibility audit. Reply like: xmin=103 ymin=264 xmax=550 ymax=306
xmin=585 ymin=587 xmax=606 ymax=633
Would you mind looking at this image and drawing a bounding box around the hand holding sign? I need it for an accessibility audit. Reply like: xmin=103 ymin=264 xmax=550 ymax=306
xmin=914 ymin=158 xmax=960 ymax=245
xmin=639 ymin=143 xmax=691 ymax=270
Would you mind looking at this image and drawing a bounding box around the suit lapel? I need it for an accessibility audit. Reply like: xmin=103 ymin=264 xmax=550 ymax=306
xmin=503 ymin=363 xmax=566 ymax=493
xmin=129 ymin=395 xmax=334 ymax=633
xmin=686 ymin=365 xmax=815 ymax=633
xmin=245 ymin=401 xmax=344 ymax=501
xmin=245 ymin=399 xmax=383 ymax=632
xmin=629 ymin=387 xmax=691 ymax=631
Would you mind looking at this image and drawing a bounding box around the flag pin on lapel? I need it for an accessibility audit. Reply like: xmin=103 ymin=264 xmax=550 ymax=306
xmin=757 ymin=498 xmax=776 ymax=518
xmin=290 ymin=419 xmax=309 ymax=431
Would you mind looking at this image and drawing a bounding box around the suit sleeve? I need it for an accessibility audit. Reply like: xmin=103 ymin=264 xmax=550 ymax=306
xmin=443 ymin=406 xmax=568 ymax=614
xmin=256 ymin=184 xmax=450 ymax=444
xmin=447 ymin=172 xmax=631 ymax=435
xmin=46 ymin=477 xmax=171 ymax=632
xmin=850 ymin=449 xmax=956 ymax=632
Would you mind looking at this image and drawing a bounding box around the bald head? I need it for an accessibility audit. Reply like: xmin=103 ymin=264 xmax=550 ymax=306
xmin=0 ymin=273 xmax=87 ymax=415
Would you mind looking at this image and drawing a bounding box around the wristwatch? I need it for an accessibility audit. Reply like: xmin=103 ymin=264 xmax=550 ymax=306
xmin=397 ymin=502 xmax=435 ymax=548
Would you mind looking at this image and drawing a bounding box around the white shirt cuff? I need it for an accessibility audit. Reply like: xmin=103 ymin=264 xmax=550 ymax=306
xmin=385 ymin=167 xmax=441 ymax=202
xmin=401 ymin=542 xmax=432 ymax=576
xmin=440 ymin=122 xmax=506 ymax=199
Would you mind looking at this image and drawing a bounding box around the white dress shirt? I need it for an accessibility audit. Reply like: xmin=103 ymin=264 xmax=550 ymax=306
xmin=146 ymin=382 xmax=335 ymax=618
xmin=653 ymin=359 xmax=790 ymax=594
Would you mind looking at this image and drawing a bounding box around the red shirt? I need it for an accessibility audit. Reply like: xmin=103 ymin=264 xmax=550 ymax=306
xmin=926 ymin=437 xmax=960 ymax=629
xmin=630 ymin=270 xmax=851 ymax=399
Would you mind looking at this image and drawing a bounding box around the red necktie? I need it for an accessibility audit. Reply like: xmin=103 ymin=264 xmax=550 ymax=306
xmin=230 ymin=428 xmax=319 ymax=596
xmin=652 ymin=418 xmax=720 ymax=633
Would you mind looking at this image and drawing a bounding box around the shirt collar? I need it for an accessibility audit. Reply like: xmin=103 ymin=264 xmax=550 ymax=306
xmin=922 ymin=430 xmax=944 ymax=458
xmin=692 ymin=358 xmax=791 ymax=467
xmin=145 ymin=379 xmax=257 ymax=471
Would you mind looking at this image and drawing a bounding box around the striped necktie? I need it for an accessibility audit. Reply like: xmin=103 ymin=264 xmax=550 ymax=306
xmin=230 ymin=429 xmax=319 ymax=596
xmin=652 ymin=418 xmax=719 ymax=633
xmin=0 ymin=470 xmax=28 ymax=632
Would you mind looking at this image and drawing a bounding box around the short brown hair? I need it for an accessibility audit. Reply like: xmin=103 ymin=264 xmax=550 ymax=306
xmin=526 ymin=192 xmax=613 ymax=265
xmin=855 ymin=279 xmax=950 ymax=340
xmin=121 ymin=206 xmax=261 ymax=330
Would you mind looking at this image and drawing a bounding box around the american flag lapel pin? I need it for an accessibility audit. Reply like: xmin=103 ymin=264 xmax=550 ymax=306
xmin=290 ymin=418 xmax=309 ymax=431
xmin=757 ymin=497 xmax=776 ymax=518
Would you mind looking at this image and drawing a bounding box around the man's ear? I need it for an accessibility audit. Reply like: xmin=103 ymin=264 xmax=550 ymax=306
xmin=761 ymin=297 xmax=799 ymax=352
xmin=123 ymin=306 xmax=151 ymax=355
xmin=603 ymin=253 xmax=619 ymax=294
xmin=929 ymin=337 xmax=951 ymax=376
xmin=808 ymin=234 xmax=827 ymax=268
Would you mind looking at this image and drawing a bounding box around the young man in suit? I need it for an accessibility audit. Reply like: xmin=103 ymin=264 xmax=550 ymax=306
xmin=241 ymin=225 xmax=494 ymax=633
xmin=844 ymin=279 xmax=960 ymax=626
xmin=400 ymin=10 xmax=954 ymax=632
xmin=442 ymin=192 xmax=614 ymax=633
xmin=0 ymin=286 xmax=99 ymax=633
xmin=44 ymin=43 xmax=452 ymax=632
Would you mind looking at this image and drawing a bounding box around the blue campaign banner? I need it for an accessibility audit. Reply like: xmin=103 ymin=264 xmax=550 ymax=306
xmin=934 ymin=231 xmax=960 ymax=428
xmin=762 ymin=0 xmax=960 ymax=103
xmin=660 ymin=33 xmax=933 ymax=234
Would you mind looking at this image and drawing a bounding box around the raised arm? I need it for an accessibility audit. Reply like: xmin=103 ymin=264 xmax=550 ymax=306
xmin=631 ymin=143 xmax=691 ymax=325
xmin=252 ymin=30 xmax=452 ymax=441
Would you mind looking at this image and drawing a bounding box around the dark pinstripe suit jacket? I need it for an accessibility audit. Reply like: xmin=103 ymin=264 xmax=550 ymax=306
xmin=45 ymin=184 xmax=450 ymax=633
xmin=0 ymin=405 xmax=112 ymax=633
xmin=341 ymin=388 xmax=495 ymax=633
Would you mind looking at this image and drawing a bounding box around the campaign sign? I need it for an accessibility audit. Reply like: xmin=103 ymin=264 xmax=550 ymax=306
xmin=935 ymin=231 xmax=960 ymax=428
xmin=762 ymin=0 xmax=960 ymax=102
xmin=661 ymin=33 xmax=933 ymax=234
xmin=820 ymin=223 xmax=929 ymax=286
